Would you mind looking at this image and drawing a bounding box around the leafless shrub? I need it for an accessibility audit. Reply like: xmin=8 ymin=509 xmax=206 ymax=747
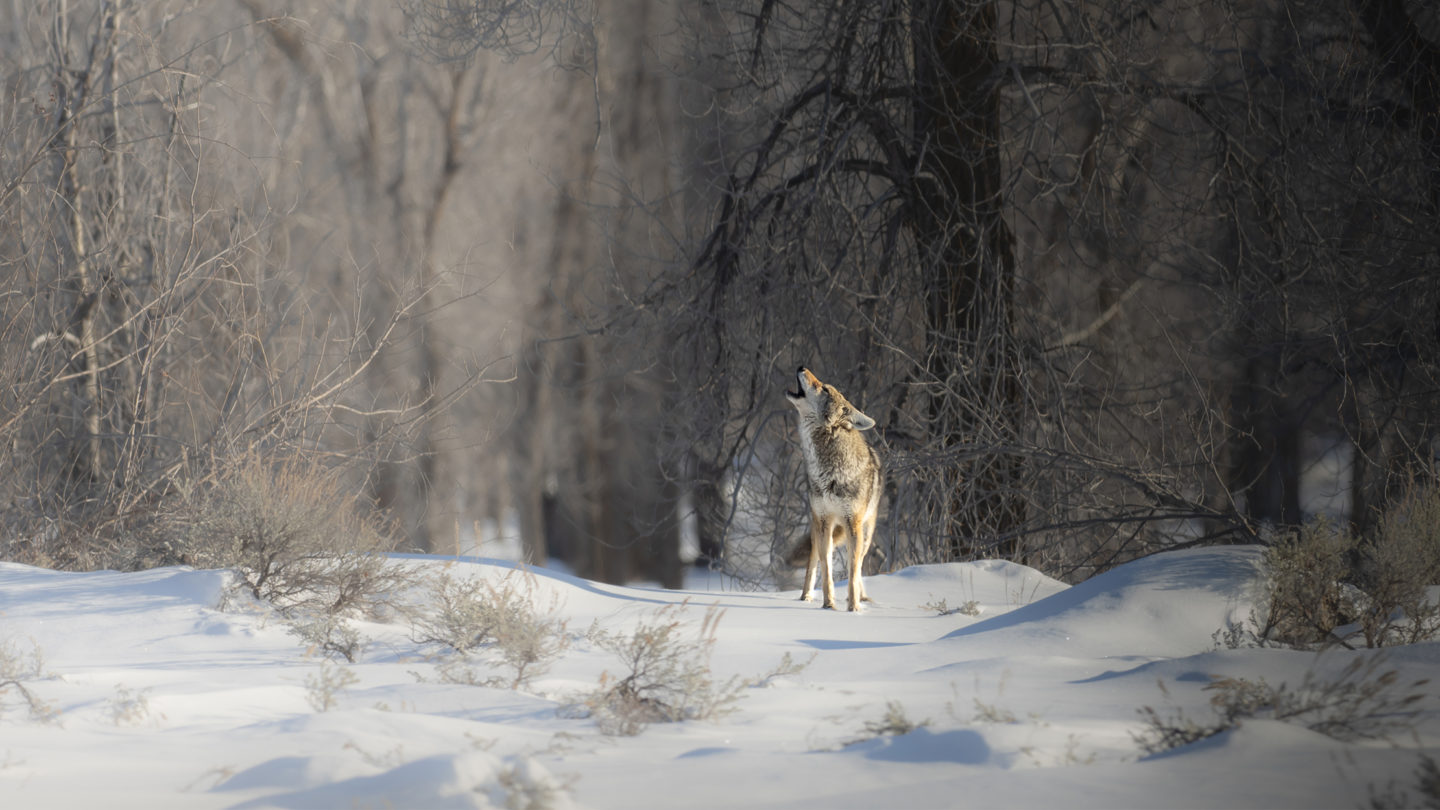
xmin=1370 ymin=753 xmax=1440 ymax=810
xmin=1135 ymin=656 xmax=1431 ymax=755
xmin=745 ymin=651 xmax=814 ymax=688
xmin=1421 ymin=755 xmax=1440 ymax=809
xmin=971 ymin=697 xmax=1019 ymax=725
xmin=289 ymin=614 xmax=369 ymax=664
xmin=110 ymin=684 xmax=153 ymax=726
xmin=1133 ymin=702 xmax=1219 ymax=756
xmin=414 ymin=569 xmax=569 ymax=690
xmin=578 ymin=603 xmax=742 ymax=736
xmin=1256 ymin=519 xmax=1360 ymax=647
xmin=168 ymin=450 xmax=412 ymax=619
xmin=1211 ymin=613 xmax=1279 ymax=650
xmin=1354 ymin=484 xmax=1440 ymax=647
xmin=305 ymin=660 xmax=360 ymax=713
xmin=1414 ymin=755 xmax=1440 ymax=809
xmin=492 ymin=757 xmax=578 ymax=810
xmin=924 ymin=595 xmax=981 ymax=617
xmin=842 ymin=701 xmax=928 ymax=747
xmin=0 ymin=637 xmax=58 ymax=723
xmin=1257 ymin=483 xmax=1440 ymax=649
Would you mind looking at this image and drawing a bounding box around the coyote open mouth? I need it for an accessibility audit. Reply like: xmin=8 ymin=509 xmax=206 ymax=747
xmin=787 ymin=367 xmax=807 ymax=400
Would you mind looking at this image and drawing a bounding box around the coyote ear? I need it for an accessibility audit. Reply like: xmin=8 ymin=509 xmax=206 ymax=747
xmin=849 ymin=409 xmax=876 ymax=431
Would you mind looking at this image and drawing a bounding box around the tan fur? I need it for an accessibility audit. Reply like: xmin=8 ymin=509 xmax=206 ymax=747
xmin=785 ymin=367 xmax=882 ymax=611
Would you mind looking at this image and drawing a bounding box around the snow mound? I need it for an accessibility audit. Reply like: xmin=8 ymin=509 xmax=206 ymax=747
xmin=223 ymin=751 xmax=577 ymax=810
xmin=944 ymin=546 xmax=1266 ymax=658
xmin=870 ymin=558 xmax=1068 ymax=615
xmin=839 ymin=726 xmax=992 ymax=764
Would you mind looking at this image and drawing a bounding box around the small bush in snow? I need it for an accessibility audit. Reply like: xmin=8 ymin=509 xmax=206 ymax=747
xmin=110 ymin=684 xmax=153 ymax=726
xmin=305 ymin=659 xmax=360 ymax=712
xmin=962 ymin=674 xmax=1020 ymax=724
xmin=971 ymin=697 xmax=1019 ymax=725
xmin=168 ymin=450 xmax=411 ymax=619
xmin=0 ymin=637 xmax=57 ymax=723
xmin=1133 ymin=704 xmax=1216 ymax=755
xmin=1258 ymin=482 xmax=1440 ymax=649
xmin=846 ymin=700 xmax=928 ymax=745
xmin=923 ymin=595 xmax=981 ymax=617
xmin=1354 ymin=484 xmax=1440 ymax=647
xmin=579 ymin=602 xmax=742 ymax=736
xmin=1421 ymin=755 xmax=1440 ymax=809
xmin=1211 ymin=618 xmax=1270 ymax=650
xmin=746 ymin=651 xmax=814 ymax=688
xmin=289 ymin=613 xmax=368 ymax=663
xmin=1257 ymin=517 xmax=1358 ymax=648
xmin=1134 ymin=655 xmax=1431 ymax=755
xmin=492 ymin=758 xmax=577 ymax=810
xmin=414 ymin=569 xmax=569 ymax=690
xmin=1370 ymin=753 xmax=1440 ymax=810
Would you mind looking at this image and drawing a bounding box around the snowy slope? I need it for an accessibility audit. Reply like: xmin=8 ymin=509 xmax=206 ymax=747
xmin=0 ymin=546 xmax=1435 ymax=809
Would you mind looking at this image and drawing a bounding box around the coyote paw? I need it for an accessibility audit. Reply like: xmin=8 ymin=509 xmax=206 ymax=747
xmin=822 ymin=601 xmax=836 ymax=610
xmin=847 ymin=603 xmax=863 ymax=613
xmin=799 ymin=593 xmax=814 ymax=603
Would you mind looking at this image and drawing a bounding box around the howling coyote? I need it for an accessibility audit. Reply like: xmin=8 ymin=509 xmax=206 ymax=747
xmin=785 ymin=367 xmax=882 ymax=611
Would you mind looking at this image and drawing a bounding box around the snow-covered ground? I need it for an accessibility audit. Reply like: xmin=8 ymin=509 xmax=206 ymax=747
xmin=1 ymin=546 xmax=1436 ymax=809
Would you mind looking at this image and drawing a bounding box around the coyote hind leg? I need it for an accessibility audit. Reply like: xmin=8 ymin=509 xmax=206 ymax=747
xmin=799 ymin=514 xmax=821 ymax=602
xmin=846 ymin=514 xmax=867 ymax=612
xmin=857 ymin=511 xmax=876 ymax=603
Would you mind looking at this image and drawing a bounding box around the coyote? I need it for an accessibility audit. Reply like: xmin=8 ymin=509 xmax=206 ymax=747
xmin=785 ymin=367 xmax=882 ymax=611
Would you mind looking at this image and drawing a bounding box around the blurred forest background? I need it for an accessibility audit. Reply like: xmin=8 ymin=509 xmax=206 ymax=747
xmin=1 ymin=0 xmax=1437 ymax=587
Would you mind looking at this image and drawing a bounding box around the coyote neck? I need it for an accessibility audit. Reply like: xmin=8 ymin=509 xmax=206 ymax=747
xmin=798 ymin=419 xmax=876 ymax=507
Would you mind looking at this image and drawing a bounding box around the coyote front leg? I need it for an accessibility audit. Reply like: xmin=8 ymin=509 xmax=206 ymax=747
xmin=819 ymin=518 xmax=838 ymax=609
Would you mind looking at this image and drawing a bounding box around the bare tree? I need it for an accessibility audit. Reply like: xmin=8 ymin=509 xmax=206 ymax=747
xmin=0 ymin=2 xmax=437 ymax=566
xmin=399 ymin=0 xmax=692 ymax=584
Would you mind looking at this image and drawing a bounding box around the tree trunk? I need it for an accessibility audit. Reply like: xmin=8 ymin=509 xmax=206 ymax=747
xmin=912 ymin=0 xmax=1025 ymax=558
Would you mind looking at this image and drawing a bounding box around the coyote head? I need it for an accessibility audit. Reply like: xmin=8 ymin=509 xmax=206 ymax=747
xmin=785 ymin=367 xmax=876 ymax=432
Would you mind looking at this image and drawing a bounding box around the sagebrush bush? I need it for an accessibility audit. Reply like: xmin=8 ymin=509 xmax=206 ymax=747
xmin=580 ymin=603 xmax=742 ymax=736
xmin=746 ymin=651 xmax=813 ymax=688
xmin=1260 ymin=483 xmax=1440 ymax=649
xmin=289 ymin=613 xmax=368 ymax=663
xmin=110 ymin=684 xmax=152 ymax=726
xmin=844 ymin=701 xmax=928 ymax=746
xmin=305 ymin=659 xmax=360 ymax=712
xmin=168 ymin=450 xmax=409 ymax=618
xmin=1415 ymin=754 xmax=1440 ymax=810
xmin=1135 ymin=655 xmax=1431 ymax=755
xmin=1357 ymin=484 xmax=1440 ymax=647
xmin=414 ymin=569 xmax=569 ymax=690
xmin=1259 ymin=517 xmax=1359 ymax=647
xmin=0 ymin=637 xmax=57 ymax=723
